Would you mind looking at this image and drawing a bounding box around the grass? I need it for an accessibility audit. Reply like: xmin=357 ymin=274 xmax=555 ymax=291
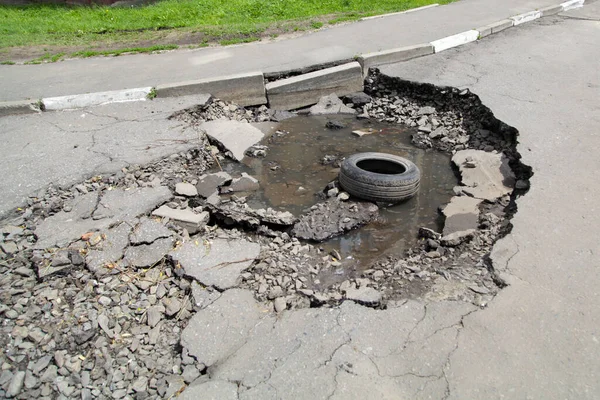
xmin=0 ymin=0 xmax=450 ymax=60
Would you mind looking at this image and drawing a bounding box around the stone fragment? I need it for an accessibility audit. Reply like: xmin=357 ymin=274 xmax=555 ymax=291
xmin=123 ymin=237 xmax=174 ymax=268
xmin=207 ymin=201 xmax=296 ymax=228
xmin=163 ymin=297 xmax=182 ymax=317
xmin=325 ymin=120 xmax=347 ymax=130
xmin=0 ymin=241 xmax=18 ymax=255
xmin=181 ymin=365 xmax=201 ymax=384
xmin=342 ymin=92 xmax=372 ymax=106
xmin=225 ymin=173 xmax=260 ymax=193
xmin=129 ymin=217 xmax=172 ymax=245
xmin=274 ymin=297 xmax=287 ymax=313
xmin=345 ymin=286 xmax=382 ymax=306
xmin=441 ymin=229 xmax=476 ymax=247
xmin=441 ymin=196 xmax=483 ymax=236
xmin=6 ymin=371 xmax=25 ymax=398
xmin=271 ymin=110 xmax=296 ymax=122
xmin=132 ymin=376 xmax=148 ymax=392
xmin=201 ymin=120 xmax=265 ymax=161
xmin=309 ymin=94 xmax=356 ymax=115
xmin=85 ymin=222 xmax=131 ymax=277
xmin=92 ymin=186 xmax=172 ymax=221
xmin=152 ymin=206 xmax=209 ymax=234
xmin=181 ymin=289 xmax=266 ymax=366
xmin=170 ymin=239 xmax=260 ymax=290
xmin=417 ymin=106 xmax=436 ymax=115
xmin=175 ymin=182 xmax=198 ymax=197
xmin=97 ymin=314 xmax=113 ymax=338
xmin=452 ymin=150 xmax=515 ymax=201
xmin=178 ymin=379 xmax=239 ymax=400
xmin=196 ymin=172 xmax=232 ymax=198
xmin=147 ymin=306 xmax=163 ymax=328
xmin=430 ymin=127 xmax=447 ymax=139
xmin=292 ymin=199 xmax=379 ymax=241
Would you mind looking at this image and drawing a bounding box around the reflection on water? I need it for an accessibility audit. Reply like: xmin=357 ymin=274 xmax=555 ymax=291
xmin=219 ymin=114 xmax=457 ymax=268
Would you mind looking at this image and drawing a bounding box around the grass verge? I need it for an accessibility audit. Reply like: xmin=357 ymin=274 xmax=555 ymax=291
xmin=1 ymin=0 xmax=450 ymax=62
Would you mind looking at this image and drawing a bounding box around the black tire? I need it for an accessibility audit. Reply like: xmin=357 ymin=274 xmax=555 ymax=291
xmin=339 ymin=152 xmax=420 ymax=203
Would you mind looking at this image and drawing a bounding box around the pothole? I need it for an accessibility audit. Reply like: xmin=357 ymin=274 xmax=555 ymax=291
xmin=0 ymin=69 xmax=531 ymax=399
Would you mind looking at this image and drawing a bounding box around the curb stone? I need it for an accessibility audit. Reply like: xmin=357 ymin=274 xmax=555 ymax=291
xmin=265 ymin=62 xmax=363 ymax=111
xmin=0 ymin=100 xmax=41 ymax=116
xmin=0 ymin=0 xmax=586 ymax=116
xmin=358 ymin=44 xmax=434 ymax=71
xmin=360 ymin=4 xmax=439 ymax=21
xmin=155 ymin=72 xmax=267 ymax=107
xmin=430 ymin=30 xmax=480 ymax=53
xmin=43 ymin=87 xmax=152 ymax=111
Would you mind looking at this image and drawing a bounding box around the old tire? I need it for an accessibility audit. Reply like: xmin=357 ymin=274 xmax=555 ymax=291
xmin=339 ymin=152 xmax=420 ymax=203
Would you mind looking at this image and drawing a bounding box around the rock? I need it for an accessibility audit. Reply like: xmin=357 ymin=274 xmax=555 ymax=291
xmin=178 ymin=379 xmax=239 ymax=400
xmin=419 ymin=227 xmax=441 ymax=240
xmin=207 ymin=201 xmax=296 ymax=228
xmin=0 ymin=241 xmax=18 ymax=255
xmin=123 ymin=237 xmax=174 ymax=268
xmin=175 ymin=182 xmax=198 ymax=197
xmin=292 ymin=199 xmax=379 ymax=241
xmin=345 ymin=286 xmax=382 ymax=306
xmin=325 ymin=120 xmax=347 ymax=130
xmin=274 ymin=297 xmax=287 ymax=313
xmin=452 ymin=150 xmax=515 ymax=201
xmin=147 ymin=306 xmax=163 ymax=328
xmin=132 ymin=376 xmax=148 ymax=392
xmin=196 ymin=172 xmax=232 ymax=198
xmin=429 ymin=127 xmax=447 ymax=139
xmin=271 ymin=110 xmax=296 ymax=122
xmin=24 ymin=370 xmax=37 ymax=390
xmin=6 ymin=371 xmax=25 ymax=398
xmin=92 ymin=186 xmax=172 ymax=222
xmin=129 ymin=217 xmax=172 ymax=245
xmin=441 ymin=196 xmax=482 ymax=236
xmin=97 ymin=314 xmax=114 ymax=338
xmin=417 ymin=106 xmax=436 ymax=115
xmin=85 ymin=222 xmax=132 ymax=277
xmin=73 ymin=328 xmax=97 ymax=345
xmin=342 ymin=92 xmax=372 ymax=106
xmin=309 ymin=94 xmax=356 ymax=115
xmin=33 ymin=355 xmax=53 ymax=375
xmin=441 ymin=229 xmax=476 ymax=247
xmin=170 ymin=239 xmax=260 ymax=290
xmin=515 ymin=179 xmax=530 ymax=190
xmin=200 ymin=120 xmax=265 ymax=161
xmin=152 ymin=205 xmax=209 ymax=234
xmin=226 ymin=173 xmax=259 ymax=193
xmin=181 ymin=289 xmax=267 ymax=366
xmin=163 ymin=297 xmax=182 ymax=317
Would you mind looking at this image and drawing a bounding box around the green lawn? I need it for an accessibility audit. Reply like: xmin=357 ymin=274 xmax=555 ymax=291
xmin=0 ymin=0 xmax=449 ymax=61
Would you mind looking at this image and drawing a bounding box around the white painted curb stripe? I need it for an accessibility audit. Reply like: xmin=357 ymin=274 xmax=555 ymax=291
xmin=510 ymin=10 xmax=542 ymax=26
xmin=430 ymin=30 xmax=479 ymax=53
xmin=361 ymin=4 xmax=439 ymax=21
xmin=561 ymin=0 xmax=585 ymax=11
xmin=43 ymin=87 xmax=152 ymax=111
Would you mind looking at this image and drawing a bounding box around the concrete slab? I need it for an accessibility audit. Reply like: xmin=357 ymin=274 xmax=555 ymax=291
xmin=266 ymin=62 xmax=363 ymax=110
xmin=200 ymin=120 xmax=265 ymax=161
xmin=452 ymin=150 xmax=515 ymax=201
xmin=442 ymin=196 xmax=483 ymax=236
xmin=156 ymin=72 xmax=266 ymax=107
xmin=170 ymin=238 xmax=260 ymax=290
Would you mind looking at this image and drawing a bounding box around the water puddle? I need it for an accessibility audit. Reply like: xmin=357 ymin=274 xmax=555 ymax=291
xmin=218 ymin=114 xmax=457 ymax=269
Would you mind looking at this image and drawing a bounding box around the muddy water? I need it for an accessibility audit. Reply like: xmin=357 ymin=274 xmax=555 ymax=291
xmin=220 ymin=114 xmax=457 ymax=269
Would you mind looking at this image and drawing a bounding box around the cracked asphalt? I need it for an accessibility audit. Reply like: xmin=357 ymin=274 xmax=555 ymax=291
xmin=0 ymin=2 xmax=598 ymax=399
xmin=0 ymin=95 xmax=209 ymax=219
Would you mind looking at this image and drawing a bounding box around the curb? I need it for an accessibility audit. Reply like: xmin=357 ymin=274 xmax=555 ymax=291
xmin=155 ymin=72 xmax=266 ymax=107
xmin=0 ymin=100 xmax=41 ymax=117
xmin=360 ymin=4 xmax=440 ymax=21
xmin=0 ymin=0 xmax=586 ymax=117
xmin=43 ymin=87 xmax=152 ymax=111
xmin=265 ymin=62 xmax=363 ymax=110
